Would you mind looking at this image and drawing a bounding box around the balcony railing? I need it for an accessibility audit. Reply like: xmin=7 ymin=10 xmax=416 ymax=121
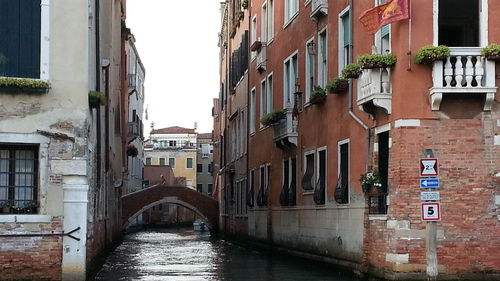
xmin=357 ymin=67 xmax=392 ymax=114
xmin=128 ymin=122 xmax=139 ymax=138
xmin=273 ymin=108 xmax=298 ymax=149
xmin=311 ymin=0 xmax=328 ymax=18
xmin=128 ymin=73 xmax=137 ymax=89
xmin=430 ymin=47 xmax=496 ymax=111
xmin=256 ymin=45 xmax=266 ymax=72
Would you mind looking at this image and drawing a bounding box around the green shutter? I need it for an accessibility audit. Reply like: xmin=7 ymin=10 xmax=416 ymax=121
xmin=342 ymin=12 xmax=350 ymax=47
xmin=381 ymin=24 xmax=390 ymax=37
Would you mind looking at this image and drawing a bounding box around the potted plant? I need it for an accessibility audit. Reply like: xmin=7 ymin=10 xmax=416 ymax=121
xmin=359 ymin=172 xmax=382 ymax=193
xmin=89 ymin=91 xmax=106 ymax=108
xmin=260 ymin=109 xmax=286 ymax=126
xmin=127 ymin=144 xmax=139 ymax=157
xmin=309 ymin=86 xmax=326 ymax=104
xmin=357 ymin=54 xmax=397 ymax=69
xmin=326 ymin=77 xmax=349 ymax=94
xmin=341 ymin=63 xmax=362 ymax=79
xmin=0 ymin=77 xmax=50 ymax=93
xmin=242 ymin=0 xmax=248 ymax=9
xmin=0 ymin=201 xmax=13 ymax=214
xmin=414 ymin=45 xmax=450 ymax=65
xmin=481 ymin=44 xmax=500 ymax=60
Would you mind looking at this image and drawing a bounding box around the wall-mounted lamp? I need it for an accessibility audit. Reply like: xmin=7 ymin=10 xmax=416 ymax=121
xmin=306 ymin=40 xmax=316 ymax=55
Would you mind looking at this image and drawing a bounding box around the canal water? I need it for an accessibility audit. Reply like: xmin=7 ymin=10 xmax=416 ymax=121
xmin=95 ymin=228 xmax=362 ymax=281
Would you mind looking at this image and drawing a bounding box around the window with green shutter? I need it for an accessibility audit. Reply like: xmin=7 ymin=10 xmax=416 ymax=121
xmin=0 ymin=0 xmax=41 ymax=79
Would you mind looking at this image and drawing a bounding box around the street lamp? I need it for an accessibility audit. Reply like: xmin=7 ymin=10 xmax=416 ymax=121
xmin=306 ymin=40 xmax=316 ymax=55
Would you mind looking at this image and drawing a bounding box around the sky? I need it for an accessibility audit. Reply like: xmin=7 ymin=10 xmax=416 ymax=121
xmin=127 ymin=0 xmax=221 ymax=135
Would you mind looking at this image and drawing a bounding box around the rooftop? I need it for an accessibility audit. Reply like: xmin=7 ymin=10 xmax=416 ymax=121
xmin=151 ymin=126 xmax=196 ymax=134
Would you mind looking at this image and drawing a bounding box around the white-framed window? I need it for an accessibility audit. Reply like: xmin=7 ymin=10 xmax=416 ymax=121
xmin=262 ymin=2 xmax=268 ymax=42
xmin=305 ymin=37 xmax=315 ymax=102
xmin=186 ymin=158 xmax=193 ymax=169
xmin=284 ymin=0 xmax=299 ymax=26
xmin=283 ymin=51 xmax=298 ymax=108
xmin=318 ymin=28 xmax=328 ymax=88
xmin=0 ymin=0 xmax=50 ymax=81
xmin=336 ymin=139 xmax=350 ymax=204
xmin=316 ymin=146 xmax=327 ymax=204
xmin=266 ymin=73 xmax=273 ymax=114
xmin=302 ymin=150 xmax=315 ymax=191
xmin=268 ymin=0 xmax=275 ymax=42
xmin=251 ymin=15 xmax=257 ymax=60
xmin=434 ymin=0 xmax=486 ymax=47
xmin=168 ymin=157 xmax=175 ymax=168
xmin=338 ymin=7 xmax=351 ymax=72
xmin=280 ymin=157 xmax=297 ymax=206
xmin=250 ymin=87 xmax=256 ymax=133
xmin=260 ymin=78 xmax=267 ymax=122
xmin=375 ymin=0 xmax=391 ymax=54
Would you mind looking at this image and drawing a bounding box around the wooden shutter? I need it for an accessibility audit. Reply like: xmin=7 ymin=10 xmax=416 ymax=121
xmin=0 ymin=0 xmax=41 ymax=78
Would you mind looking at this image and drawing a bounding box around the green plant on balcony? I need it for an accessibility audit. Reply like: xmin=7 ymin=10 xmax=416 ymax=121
xmin=359 ymin=171 xmax=382 ymax=193
xmin=242 ymin=0 xmax=248 ymax=9
xmin=326 ymin=77 xmax=348 ymax=94
xmin=0 ymin=77 xmax=50 ymax=93
xmin=310 ymin=86 xmax=326 ymax=104
xmin=260 ymin=109 xmax=286 ymax=126
xmin=341 ymin=63 xmax=362 ymax=79
xmin=357 ymin=54 xmax=397 ymax=69
xmin=89 ymin=91 xmax=106 ymax=108
xmin=414 ymin=45 xmax=450 ymax=65
xmin=0 ymin=200 xmax=14 ymax=214
xmin=481 ymin=44 xmax=500 ymax=60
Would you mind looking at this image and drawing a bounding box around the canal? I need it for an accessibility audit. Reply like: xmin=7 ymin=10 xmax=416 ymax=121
xmin=95 ymin=228 xmax=362 ymax=281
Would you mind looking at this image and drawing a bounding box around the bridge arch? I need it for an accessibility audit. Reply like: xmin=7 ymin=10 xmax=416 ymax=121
xmin=122 ymin=185 xmax=219 ymax=232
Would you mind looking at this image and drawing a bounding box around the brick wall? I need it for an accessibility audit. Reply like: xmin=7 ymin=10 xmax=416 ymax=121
xmin=364 ymin=117 xmax=500 ymax=277
xmin=0 ymin=218 xmax=63 ymax=280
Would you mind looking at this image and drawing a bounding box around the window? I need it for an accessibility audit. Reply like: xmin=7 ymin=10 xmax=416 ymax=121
xmin=262 ymin=2 xmax=268 ymax=42
xmin=257 ymin=165 xmax=269 ymax=207
xmin=268 ymin=0 xmax=274 ymax=41
xmin=260 ymin=78 xmax=267 ymax=120
xmin=197 ymin=163 xmax=203 ymax=173
xmin=318 ymin=29 xmax=328 ymax=88
xmin=369 ymin=131 xmax=390 ymax=214
xmin=0 ymin=146 xmax=38 ymax=214
xmin=284 ymin=53 xmax=298 ymax=108
xmin=208 ymin=183 xmax=213 ymax=195
xmin=339 ymin=8 xmax=351 ymax=71
xmin=266 ymin=74 xmax=273 ymax=114
xmin=251 ymin=16 xmax=257 ymax=60
xmin=247 ymin=170 xmax=255 ymax=207
xmin=159 ymin=158 xmax=166 ymax=166
xmin=186 ymin=158 xmax=193 ymax=169
xmin=208 ymin=163 xmax=213 ymax=173
xmin=375 ymin=0 xmax=391 ymax=54
xmin=284 ymin=0 xmax=299 ymax=25
xmin=169 ymin=140 xmax=176 ymax=147
xmin=168 ymin=158 xmax=175 ymax=168
xmin=302 ymin=151 xmax=315 ymax=190
xmin=0 ymin=0 xmax=49 ymax=80
xmin=305 ymin=38 xmax=315 ymax=101
xmin=197 ymin=184 xmax=203 ymax=192
xmin=145 ymin=157 xmax=152 ymax=165
xmin=250 ymin=87 xmax=256 ymax=133
xmin=314 ymin=148 xmax=326 ymax=205
xmin=334 ymin=141 xmax=349 ymax=204
xmin=438 ymin=0 xmax=480 ymax=47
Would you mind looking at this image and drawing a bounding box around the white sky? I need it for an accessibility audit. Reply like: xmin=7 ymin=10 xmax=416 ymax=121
xmin=127 ymin=0 xmax=221 ymax=135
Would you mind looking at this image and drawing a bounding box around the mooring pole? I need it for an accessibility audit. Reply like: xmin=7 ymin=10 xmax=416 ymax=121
xmin=426 ymin=221 xmax=438 ymax=281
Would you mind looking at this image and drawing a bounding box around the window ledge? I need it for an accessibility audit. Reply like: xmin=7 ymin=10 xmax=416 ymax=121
xmin=283 ymin=12 xmax=299 ymax=29
xmin=368 ymin=214 xmax=388 ymax=221
xmin=302 ymin=191 xmax=314 ymax=195
xmin=0 ymin=215 xmax=52 ymax=223
xmin=0 ymin=77 xmax=50 ymax=94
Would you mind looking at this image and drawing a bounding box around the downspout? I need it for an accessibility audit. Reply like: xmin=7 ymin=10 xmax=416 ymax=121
xmin=95 ymin=0 xmax=102 ymax=189
xmin=347 ymin=0 xmax=370 ymax=172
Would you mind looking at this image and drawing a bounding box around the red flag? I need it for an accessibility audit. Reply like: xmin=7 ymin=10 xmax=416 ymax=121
xmin=359 ymin=0 xmax=410 ymax=34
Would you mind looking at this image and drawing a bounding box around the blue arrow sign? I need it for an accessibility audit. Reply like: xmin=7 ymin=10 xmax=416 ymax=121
xmin=420 ymin=178 xmax=439 ymax=188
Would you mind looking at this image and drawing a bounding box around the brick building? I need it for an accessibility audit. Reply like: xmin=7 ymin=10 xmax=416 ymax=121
xmin=215 ymin=0 xmax=500 ymax=279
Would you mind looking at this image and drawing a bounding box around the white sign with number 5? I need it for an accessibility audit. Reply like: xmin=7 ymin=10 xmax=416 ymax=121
xmin=421 ymin=203 xmax=441 ymax=221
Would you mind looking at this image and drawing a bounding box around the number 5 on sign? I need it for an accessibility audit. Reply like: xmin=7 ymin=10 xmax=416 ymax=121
xmin=421 ymin=203 xmax=441 ymax=221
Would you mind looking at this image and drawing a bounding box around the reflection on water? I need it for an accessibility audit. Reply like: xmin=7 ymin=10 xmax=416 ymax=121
xmin=95 ymin=228 xmax=361 ymax=281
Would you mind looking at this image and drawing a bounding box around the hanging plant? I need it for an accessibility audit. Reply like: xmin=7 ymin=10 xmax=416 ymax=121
xmin=326 ymin=77 xmax=349 ymax=94
xmin=89 ymin=91 xmax=106 ymax=108
xmin=341 ymin=63 xmax=362 ymax=79
xmin=242 ymin=0 xmax=248 ymax=9
xmin=127 ymin=144 xmax=139 ymax=157
xmin=358 ymin=54 xmax=397 ymax=69
xmin=414 ymin=45 xmax=450 ymax=65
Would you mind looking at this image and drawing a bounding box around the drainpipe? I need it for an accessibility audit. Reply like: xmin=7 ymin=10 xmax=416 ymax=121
xmin=347 ymin=0 xmax=370 ymax=172
xmin=96 ymin=0 xmax=102 ymax=189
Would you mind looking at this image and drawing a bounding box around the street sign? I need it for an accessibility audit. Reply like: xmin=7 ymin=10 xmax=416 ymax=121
xmin=420 ymin=178 xmax=440 ymax=188
xmin=420 ymin=158 xmax=439 ymax=177
xmin=420 ymin=191 xmax=440 ymax=201
xmin=421 ymin=203 xmax=441 ymax=221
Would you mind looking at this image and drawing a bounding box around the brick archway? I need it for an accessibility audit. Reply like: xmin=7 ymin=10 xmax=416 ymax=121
xmin=122 ymin=185 xmax=219 ymax=231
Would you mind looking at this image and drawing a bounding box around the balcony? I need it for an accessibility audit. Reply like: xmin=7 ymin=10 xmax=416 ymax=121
xmin=256 ymin=45 xmax=266 ymax=72
xmin=273 ymin=108 xmax=298 ymax=149
xmin=128 ymin=122 xmax=139 ymax=138
xmin=430 ymin=47 xmax=496 ymax=111
xmin=310 ymin=0 xmax=328 ymax=18
xmin=357 ymin=67 xmax=392 ymax=114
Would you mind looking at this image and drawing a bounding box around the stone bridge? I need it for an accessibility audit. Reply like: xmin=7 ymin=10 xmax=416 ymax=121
xmin=121 ymin=185 xmax=219 ymax=231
